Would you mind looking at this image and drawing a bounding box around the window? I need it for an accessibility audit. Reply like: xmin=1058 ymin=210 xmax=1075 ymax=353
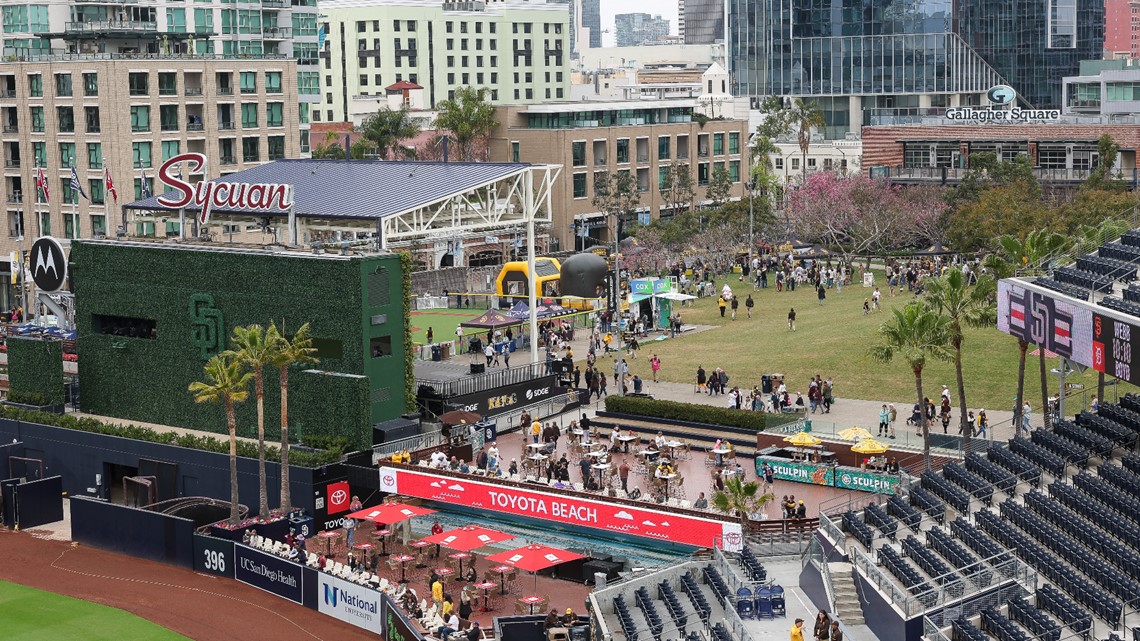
xmin=130 ymin=106 xmax=151 ymax=132
xmin=266 ymin=102 xmax=283 ymax=127
xmin=658 ymin=136 xmax=670 ymax=160
xmin=292 ymin=13 xmax=317 ymax=36
xmin=134 ymin=176 xmax=154 ymax=200
xmin=222 ymin=8 xmax=236 ymax=33
xmin=298 ymin=103 xmax=309 ymax=125
xmin=83 ymin=73 xmax=98 ymax=97
xmin=790 ymin=157 xmax=799 ymax=170
xmin=1048 ymin=0 xmax=1077 ymax=48
xmin=87 ymin=143 xmax=102 ymax=170
xmin=88 ymin=179 xmax=104 ymax=205
xmin=158 ymin=72 xmax=177 ymax=96
xmin=572 ymin=141 xmax=585 ymax=167
xmin=32 ymin=142 xmax=45 ymax=168
xmin=729 ymin=132 xmax=740 ymax=155
xmin=775 ymin=157 xmax=783 ymax=170
xmin=572 ymin=172 xmax=587 ymax=198
xmin=195 ymin=8 xmax=215 ymax=33
xmin=160 ymin=105 xmax=178 ymax=132
xmin=28 ymin=74 xmax=41 ymax=98
xmin=658 ymin=166 xmax=669 ymax=190
xmin=91 ymin=215 xmax=105 ymax=237
xmin=268 ymin=135 xmax=285 ymax=160
xmin=240 ymin=72 xmax=257 ymax=94
xmin=61 ymin=177 xmax=77 ymax=205
xmin=29 ymin=106 xmax=43 ymax=133
xmin=616 ymin=139 xmax=629 ymax=164
xmin=161 ymin=140 xmax=180 ymax=162
xmin=241 ymin=103 xmax=258 ymax=128
xmin=167 ymin=8 xmax=187 ymax=32
xmin=64 ymin=212 xmax=78 ymax=240
xmin=132 ymin=142 xmax=152 ymax=168
xmin=729 ymin=160 xmax=740 ymax=182
xmin=8 ymin=212 xmax=23 ymax=238
xmin=56 ymin=106 xmax=74 ymax=133
xmin=129 ymin=73 xmax=148 ymax=96
xmin=713 ymin=133 xmax=724 ymax=156
xmin=298 ymin=71 xmax=319 ymax=94
xmin=58 ymin=142 xmax=75 ymax=169
xmin=135 ymin=221 xmax=155 ymax=237
xmin=242 ymin=137 xmax=260 ymax=162
xmin=698 ymin=162 xmax=709 ymax=185
xmin=85 ymin=106 xmax=99 ymax=133
xmin=238 ymin=9 xmax=261 ymax=34
xmin=40 ymin=212 xmax=50 ymax=236
xmin=1107 ymin=82 xmax=1140 ymax=100
xmin=511 ymin=141 xmax=520 ymax=162
xmin=265 ymin=72 xmax=282 ymax=94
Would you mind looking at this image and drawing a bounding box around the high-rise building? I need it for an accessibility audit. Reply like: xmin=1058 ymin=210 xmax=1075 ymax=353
xmin=678 ymin=0 xmax=686 ymax=40
xmin=683 ymin=0 xmax=724 ymax=44
xmin=1104 ymin=0 xmax=1139 ymax=58
xmin=0 ymin=0 xmax=319 ymax=155
xmin=728 ymin=0 xmax=1104 ymax=137
xmin=614 ymin=13 xmax=670 ymax=47
xmin=580 ymin=0 xmax=601 ymax=49
xmin=319 ymin=0 xmax=570 ymax=122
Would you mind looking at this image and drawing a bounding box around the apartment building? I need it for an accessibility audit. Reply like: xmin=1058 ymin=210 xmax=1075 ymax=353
xmin=318 ymin=0 xmax=570 ymax=122
xmin=0 ymin=57 xmax=300 ymax=254
xmin=489 ymin=100 xmax=749 ymax=250
xmin=0 ymin=0 xmax=318 ymax=153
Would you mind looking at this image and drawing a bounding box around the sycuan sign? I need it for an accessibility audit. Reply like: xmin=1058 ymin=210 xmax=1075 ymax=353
xmin=157 ymin=152 xmax=293 ymax=225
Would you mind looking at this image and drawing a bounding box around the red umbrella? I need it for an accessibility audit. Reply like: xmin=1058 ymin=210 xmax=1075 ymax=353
xmin=419 ymin=525 xmax=515 ymax=552
xmin=346 ymin=502 xmax=437 ymax=525
xmin=485 ymin=544 xmax=586 ymax=573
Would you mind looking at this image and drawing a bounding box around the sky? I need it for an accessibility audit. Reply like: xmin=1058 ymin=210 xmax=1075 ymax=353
xmin=600 ymin=0 xmax=680 ymax=47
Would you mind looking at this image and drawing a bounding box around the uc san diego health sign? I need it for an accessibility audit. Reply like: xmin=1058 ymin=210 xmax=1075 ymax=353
xmin=156 ymin=152 xmax=293 ymax=225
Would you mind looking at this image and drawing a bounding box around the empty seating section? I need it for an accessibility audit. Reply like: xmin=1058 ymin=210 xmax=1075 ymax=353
xmin=1029 ymin=429 xmax=1090 ymax=468
xmin=949 ymin=517 xmax=1012 ymax=570
xmin=979 ymin=606 xmax=1031 ymax=641
xmin=942 ymin=462 xmax=994 ymax=506
xmin=925 ymin=528 xmax=989 ymax=588
xmin=964 ymin=452 xmax=1017 ymax=494
xmin=1098 ymin=463 xmax=1140 ymax=501
xmin=975 ymin=509 xmax=1122 ymax=624
xmin=987 ymin=445 xmax=1042 ymax=488
xmin=657 ymin=582 xmax=687 ymax=634
xmin=1001 ymin=499 xmax=1140 ymax=607
xmin=1076 ymin=253 xmax=1136 ymax=282
xmin=1121 ymin=229 xmax=1140 ymax=247
xmin=951 ymin=617 xmax=988 ymax=641
xmin=1077 ymin=409 xmax=1139 ymax=448
xmin=1048 ymin=481 xmax=1140 ymax=551
xmin=1024 ymin=489 xmax=1140 ymax=583
xmin=862 ymin=503 xmax=897 ymax=541
xmin=1053 ymin=419 xmax=1114 ymax=458
xmin=886 ymin=494 xmax=923 ymax=529
xmin=1101 ymin=242 xmax=1140 ymax=265
xmin=1119 ymin=393 xmax=1140 ymax=418
xmin=613 ymin=594 xmax=640 ymax=641
xmin=703 ymin=565 xmax=730 ymax=604
xmin=1073 ymin=471 xmax=1140 ymax=527
xmin=1034 ymin=277 xmax=1090 ymax=301
xmin=901 ymin=535 xmax=963 ymax=597
xmin=878 ymin=545 xmax=932 ymax=601
xmin=635 ymin=586 xmax=664 ymax=641
xmin=842 ymin=510 xmax=875 ymax=549
xmin=1036 ymin=584 xmax=1093 ymax=638
xmin=1098 ymin=296 xmax=1140 ymax=318
xmin=921 ymin=471 xmax=972 ymax=513
xmin=679 ymin=573 xmax=711 ymax=623
xmin=909 ymin=485 xmax=946 ymax=524
xmin=1052 ymin=266 xmax=1114 ymax=294
xmin=1010 ymin=437 xmax=1067 ymax=477
xmin=1126 ymin=451 xmax=1140 ymax=477
xmin=738 ymin=547 xmax=767 ymax=583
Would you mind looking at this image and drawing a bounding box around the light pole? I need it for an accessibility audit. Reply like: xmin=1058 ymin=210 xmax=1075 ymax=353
xmin=746 ymin=180 xmax=755 ymax=250
xmin=612 ymin=212 xmax=623 ymax=397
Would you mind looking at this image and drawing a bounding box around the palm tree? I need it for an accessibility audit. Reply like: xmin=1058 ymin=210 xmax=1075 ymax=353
xmin=270 ymin=322 xmax=319 ymax=513
xmin=711 ymin=475 xmax=775 ymax=532
xmin=869 ymin=302 xmax=953 ymax=469
xmin=224 ymin=324 xmax=276 ymax=520
xmin=433 ymin=86 xmax=498 ymax=161
xmin=789 ymin=99 xmax=825 ymax=183
xmin=359 ymin=106 xmax=423 ymax=159
xmin=922 ymin=268 xmax=996 ymax=451
xmin=189 ymin=354 xmax=253 ymax=526
xmin=1014 ymin=339 xmax=1028 ymax=438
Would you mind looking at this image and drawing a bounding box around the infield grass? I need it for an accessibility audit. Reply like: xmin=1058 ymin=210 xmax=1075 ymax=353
xmin=0 ymin=580 xmax=192 ymax=641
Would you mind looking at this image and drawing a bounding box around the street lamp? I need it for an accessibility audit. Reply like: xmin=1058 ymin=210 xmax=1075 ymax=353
xmin=612 ymin=212 xmax=623 ymax=396
xmin=746 ymin=180 xmax=755 ymax=250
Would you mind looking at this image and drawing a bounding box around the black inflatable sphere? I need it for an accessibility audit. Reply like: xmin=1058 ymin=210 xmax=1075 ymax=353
xmin=560 ymin=252 xmax=610 ymax=297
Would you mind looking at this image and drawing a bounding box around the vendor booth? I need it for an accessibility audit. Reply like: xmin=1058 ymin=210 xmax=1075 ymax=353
xmin=629 ymin=278 xmax=682 ymax=330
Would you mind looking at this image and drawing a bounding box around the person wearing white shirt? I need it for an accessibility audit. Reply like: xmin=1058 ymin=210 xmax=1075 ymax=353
xmin=654 ymin=432 xmax=666 ymax=449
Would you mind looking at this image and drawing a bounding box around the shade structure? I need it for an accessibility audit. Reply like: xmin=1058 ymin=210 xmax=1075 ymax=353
xmin=439 ymin=410 xmax=482 ymax=426
xmin=784 ymin=432 xmax=822 ymax=447
xmin=420 ymin=525 xmax=515 ymax=552
xmin=916 ymin=241 xmax=953 ymax=256
xmin=851 ymin=439 xmax=890 ymax=455
xmin=486 ymin=544 xmax=587 ymax=590
xmin=460 ymin=309 xmax=521 ymax=330
xmin=837 ymin=427 xmax=873 ymax=441
xmin=346 ymin=502 xmax=436 ymax=525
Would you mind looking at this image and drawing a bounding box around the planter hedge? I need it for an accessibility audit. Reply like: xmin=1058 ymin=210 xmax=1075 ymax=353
xmin=604 ymin=395 xmax=800 ymax=431
xmin=8 ymin=337 xmax=65 ymax=406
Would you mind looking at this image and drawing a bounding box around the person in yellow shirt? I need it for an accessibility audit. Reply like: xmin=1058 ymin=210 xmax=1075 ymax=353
xmin=432 ymin=577 xmax=444 ymax=604
xmin=791 ymin=618 xmax=805 ymax=641
xmin=442 ymin=595 xmax=454 ymax=617
xmin=531 ymin=420 xmax=542 ymax=444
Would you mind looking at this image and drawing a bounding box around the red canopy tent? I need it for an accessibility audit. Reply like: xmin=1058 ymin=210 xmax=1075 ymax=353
xmin=419 ymin=525 xmax=515 ymax=552
xmin=486 ymin=544 xmax=587 ymax=592
xmin=346 ymin=503 xmax=437 ymax=525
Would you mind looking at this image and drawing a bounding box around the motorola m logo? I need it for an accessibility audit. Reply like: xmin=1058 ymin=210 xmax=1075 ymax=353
xmin=32 ymin=246 xmax=57 ymax=279
xmin=28 ymin=237 xmax=67 ymax=293
xmin=526 ymin=386 xmax=551 ymax=401
xmin=987 ymin=85 xmax=1016 ymax=106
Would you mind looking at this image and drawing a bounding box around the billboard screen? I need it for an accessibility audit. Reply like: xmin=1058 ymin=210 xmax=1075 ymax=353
xmin=997 ymin=279 xmax=1095 ymax=368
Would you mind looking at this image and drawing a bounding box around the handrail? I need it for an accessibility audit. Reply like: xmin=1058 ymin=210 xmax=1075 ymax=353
xmin=818 ymin=511 xmax=847 ymax=549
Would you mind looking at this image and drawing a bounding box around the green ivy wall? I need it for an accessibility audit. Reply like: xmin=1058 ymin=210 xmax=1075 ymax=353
xmin=8 ymin=337 xmax=65 ymax=406
xmin=70 ymin=241 xmax=409 ymax=449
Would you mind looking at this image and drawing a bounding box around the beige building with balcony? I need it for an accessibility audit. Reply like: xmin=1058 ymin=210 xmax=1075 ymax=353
xmin=0 ymin=56 xmax=299 ymax=258
xmin=489 ymin=99 xmax=750 ymax=250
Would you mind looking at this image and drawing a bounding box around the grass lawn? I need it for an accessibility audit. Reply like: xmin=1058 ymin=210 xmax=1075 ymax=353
xmin=409 ymin=309 xmax=488 ymax=344
xmin=0 ymin=580 xmax=191 ymax=641
xmin=612 ymin=273 xmax=1133 ymax=413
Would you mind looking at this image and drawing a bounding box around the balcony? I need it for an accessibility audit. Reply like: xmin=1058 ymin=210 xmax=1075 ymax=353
xmin=220 ymin=156 xmax=236 ymax=165
xmin=636 ymin=153 xmax=648 ymax=163
xmin=218 ymin=122 xmax=235 ymax=130
xmin=263 ymin=27 xmax=292 ymax=39
xmin=4 ymin=158 xmax=19 ymax=168
xmin=187 ymin=122 xmax=205 ymax=132
xmin=217 ymin=87 xmax=234 ymax=96
xmin=0 ymin=90 xmax=14 ymax=99
xmin=6 ymin=192 xmax=22 ymax=203
xmin=262 ymin=0 xmax=289 ymax=7
xmin=161 ymin=123 xmax=179 ymax=132
xmin=185 ymin=87 xmax=203 ymax=96
xmin=64 ymin=20 xmax=157 ymax=34
xmin=2 ymin=125 xmax=17 ymax=134
xmin=883 ymin=165 xmax=1111 ymax=186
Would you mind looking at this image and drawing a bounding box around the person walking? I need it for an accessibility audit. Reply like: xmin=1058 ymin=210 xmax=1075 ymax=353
xmin=599 ymin=373 xmax=608 ymax=397
xmin=745 ymin=294 xmax=755 ymax=319
xmin=731 ymin=296 xmax=739 ymax=320
xmin=788 ymin=307 xmax=796 ymax=332
xmin=878 ymin=404 xmax=890 ymax=437
xmin=977 ymin=409 xmax=988 ymax=438
xmin=619 ymin=459 xmax=630 ymax=492
xmin=888 ymin=403 xmax=897 ymax=439
xmin=650 ymin=355 xmax=661 ymax=383
xmin=696 ymin=365 xmax=707 ymax=394
xmin=1022 ymin=401 xmax=1032 ymax=432
xmin=791 ymin=618 xmax=806 ymax=641
xmin=718 ymin=296 xmax=727 ymax=318
xmin=817 ymin=283 xmax=826 ymax=306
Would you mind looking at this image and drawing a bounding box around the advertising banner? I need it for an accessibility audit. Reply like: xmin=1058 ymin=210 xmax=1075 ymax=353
xmin=234 ymin=543 xmax=304 ymax=604
xmin=762 ymin=459 xmax=831 ymax=486
xmin=449 ymin=376 xmax=560 ymax=417
xmin=382 ymin=593 xmax=424 ymax=641
xmin=378 ymin=466 xmax=742 ymax=551
xmin=832 ymin=468 xmax=901 ymax=494
xmin=318 ymin=574 xmax=382 ymax=633
xmin=192 ymin=534 xmax=234 ymax=578
xmin=1093 ymin=312 xmax=1140 ymax=386
xmin=997 ymin=279 xmax=1094 ymax=368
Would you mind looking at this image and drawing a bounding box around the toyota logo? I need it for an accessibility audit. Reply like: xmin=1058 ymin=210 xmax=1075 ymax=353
xmin=383 ymin=475 xmax=395 ymax=487
xmin=331 ymin=489 xmax=348 ymax=505
xmin=726 ymin=532 xmax=742 ymax=545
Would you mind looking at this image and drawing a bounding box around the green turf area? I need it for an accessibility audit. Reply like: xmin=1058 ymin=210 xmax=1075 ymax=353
xmin=410 ymin=308 xmax=490 ymax=344
xmin=0 ymin=580 xmax=192 ymax=641
xmin=613 ymin=271 xmax=1135 ymax=412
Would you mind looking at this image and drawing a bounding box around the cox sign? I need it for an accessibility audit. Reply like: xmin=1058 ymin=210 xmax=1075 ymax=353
xmin=157 ymin=152 xmax=293 ymax=225
xmin=319 ymin=574 xmax=382 ymax=633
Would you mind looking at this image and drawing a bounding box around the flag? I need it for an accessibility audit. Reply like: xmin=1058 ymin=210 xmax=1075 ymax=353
xmin=140 ymin=170 xmax=152 ymax=198
xmin=104 ymin=167 xmax=117 ymax=202
xmin=35 ymin=166 xmax=49 ymax=203
xmin=70 ymin=167 xmax=88 ymax=201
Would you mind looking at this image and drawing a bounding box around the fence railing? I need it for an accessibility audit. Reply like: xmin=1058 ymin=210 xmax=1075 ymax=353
xmin=372 ymin=428 xmax=445 ymax=460
xmin=818 ymin=511 xmax=846 ymax=550
xmin=746 ymin=529 xmax=815 ymax=556
xmin=1018 ymin=202 xmax=1140 ymax=278
xmin=803 ymin=536 xmax=837 ymax=613
xmin=415 ymin=360 xmax=550 ymax=398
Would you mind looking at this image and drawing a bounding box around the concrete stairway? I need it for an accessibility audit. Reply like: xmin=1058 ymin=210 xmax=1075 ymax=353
xmin=829 ymin=562 xmax=866 ymax=626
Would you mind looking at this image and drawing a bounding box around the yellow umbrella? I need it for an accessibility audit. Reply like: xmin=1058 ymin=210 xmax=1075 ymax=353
xmin=784 ymin=432 xmax=822 ymax=447
xmin=851 ymin=438 xmax=890 ymax=455
xmin=837 ymin=426 xmax=873 ymax=441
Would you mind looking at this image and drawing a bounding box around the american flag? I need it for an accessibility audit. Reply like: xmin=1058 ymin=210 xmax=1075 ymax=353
xmin=35 ymin=166 xmax=49 ymax=203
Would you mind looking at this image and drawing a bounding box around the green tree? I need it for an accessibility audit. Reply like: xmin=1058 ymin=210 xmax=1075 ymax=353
xmin=224 ymin=324 xmax=276 ymax=520
xmin=269 ymin=322 xmax=319 ymax=513
xmin=922 ymin=268 xmax=997 ymax=451
xmin=661 ymin=163 xmax=695 ymax=217
xmin=869 ymin=303 xmax=953 ymax=469
xmin=433 ymin=86 xmax=498 ymax=161
xmin=593 ymin=170 xmax=640 ymax=240
xmin=188 ymin=354 xmax=253 ymax=526
xmin=789 ymin=99 xmax=825 ymax=182
xmin=711 ymin=475 xmax=775 ymax=531
xmin=359 ymin=106 xmax=423 ymax=159
xmin=945 ymin=182 xmax=1051 ymax=251
xmin=705 ymin=165 xmax=733 ymax=208
xmin=1083 ymin=134 xmax=1124 ymax=192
